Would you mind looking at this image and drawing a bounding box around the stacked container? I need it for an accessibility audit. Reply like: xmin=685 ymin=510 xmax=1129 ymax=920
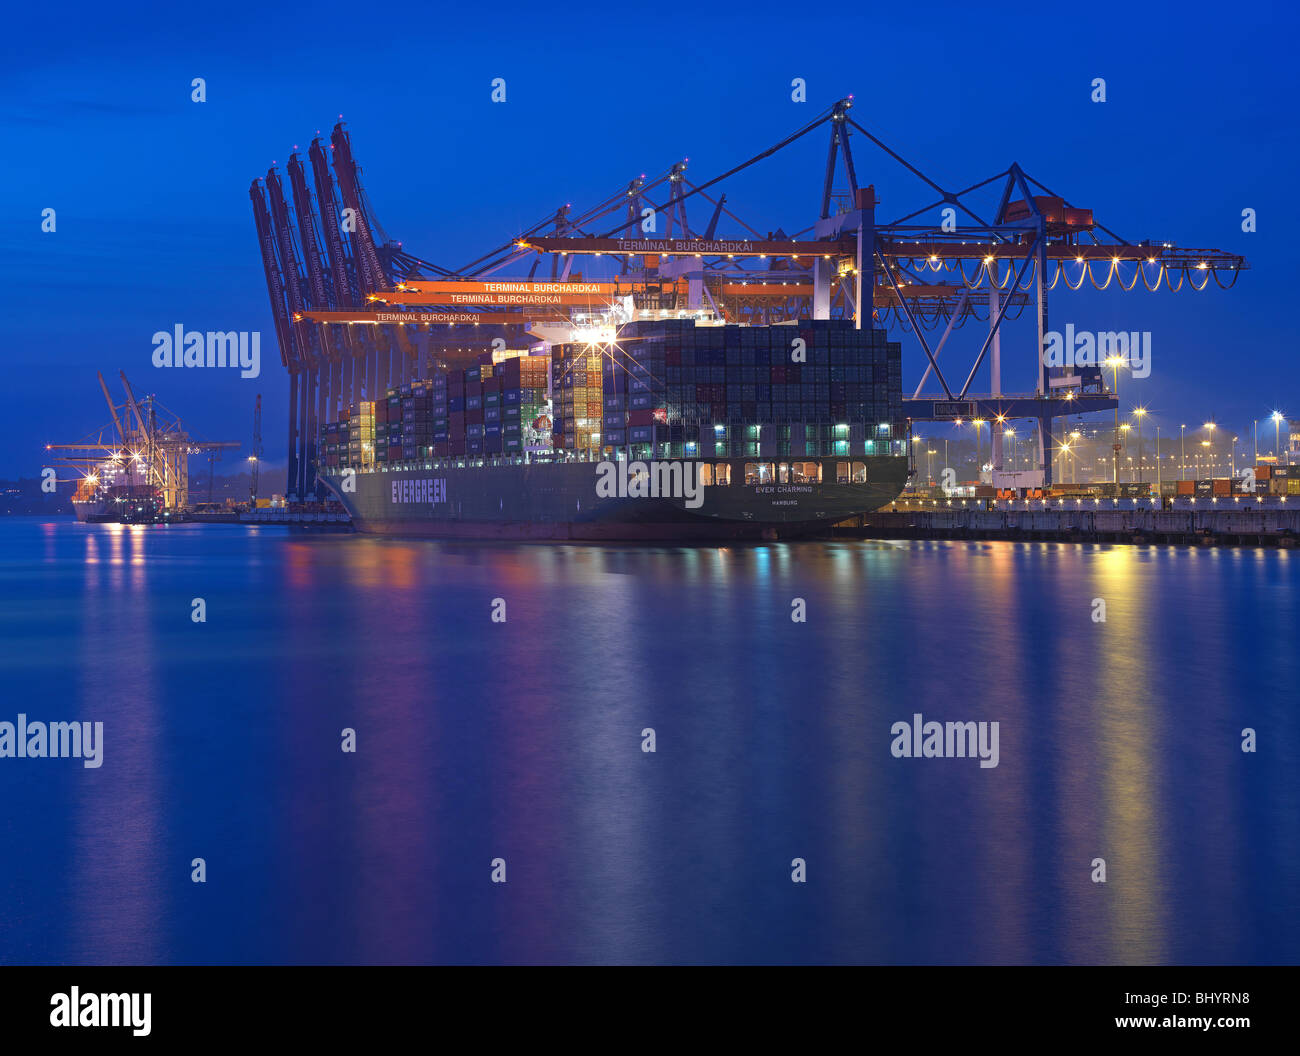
xmin=496 ymin=355 xmax=550 ymax=455
xmin=385 ymin=390 xmax=403 ymax=462
xmin=319 ymin=319 xmax=902 ymax=469
xmin=557 ymin=318 xmax=902 ymax=460
xmin=346 ymin=402 xmax=375 ymax=467
xmin=464 ymin=365 xmax=484 ymax=456
xmin=552 ymin=348 xmax=604 ymax=453
xmin=400 ymin=382 xmax=433 ymax=460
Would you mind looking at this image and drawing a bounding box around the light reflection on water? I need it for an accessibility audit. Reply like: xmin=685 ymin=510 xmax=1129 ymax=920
xmin=0 ymin=518 xmax=1296 ymax=965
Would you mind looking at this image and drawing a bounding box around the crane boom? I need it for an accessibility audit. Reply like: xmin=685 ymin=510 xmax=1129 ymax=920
xmin=97 ymin=371 xmax=126 ymax=444
xmin=331 ymin=122 xmax=388 ymax=296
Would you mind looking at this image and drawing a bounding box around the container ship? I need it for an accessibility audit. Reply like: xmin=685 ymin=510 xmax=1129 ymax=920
xmin=317 ymin=318 xmax=910 ymax=540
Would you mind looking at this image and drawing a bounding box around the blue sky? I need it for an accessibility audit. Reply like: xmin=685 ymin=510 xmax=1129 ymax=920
xmin=4 ymin=0 xmax=1297 ymax=475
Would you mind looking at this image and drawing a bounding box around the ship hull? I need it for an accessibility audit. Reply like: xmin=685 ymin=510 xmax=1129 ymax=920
xmin=320 ymin=456 xmax=908 ymax=541
xmin=72 ymin=498 xmax=108 ymax=523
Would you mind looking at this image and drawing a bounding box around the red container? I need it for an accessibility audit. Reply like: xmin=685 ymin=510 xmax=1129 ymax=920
xmin=628 ymin=409 xmax=654 ymax=426
xmin=387 ymin=446 xmax=401 ymax=460
xmin=466 ymin=409 xmax=484 ymax=424
xmin=771 ymin=366 xmax=786 ymax=383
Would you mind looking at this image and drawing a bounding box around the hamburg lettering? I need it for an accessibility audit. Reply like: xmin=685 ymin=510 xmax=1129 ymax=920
xmin=390 ymin=478 xmax=448 ymax=504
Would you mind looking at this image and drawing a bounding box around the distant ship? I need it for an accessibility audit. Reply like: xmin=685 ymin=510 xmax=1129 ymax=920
xmin=71 ymin=462 xmax=163 ymax=523
xmin=318 ymin=318 xmax=911 ymax=541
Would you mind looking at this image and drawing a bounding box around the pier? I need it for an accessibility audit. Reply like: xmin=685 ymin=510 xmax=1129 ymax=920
xmin=838 ymin=501 xmax=1300 ymax=546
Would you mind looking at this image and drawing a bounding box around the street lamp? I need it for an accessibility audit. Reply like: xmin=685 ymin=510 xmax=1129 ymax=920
xmin=1273 ymin=410 xmax=1285 ymax=459
xmin=1180 ymin=424 xmax=1186 ymax=480
xmin=1155 ymin=424 xmax=1162 ymax=491
xmin=1133 ymin=407 xmax=1147 ymax=484
xmin=1105 ymin=356 xmax=1124 ymax=485
xmin=1070 ymin=430 xmax=1081 ymax=484
xmin=1205 ymin=422 xmax=1217 ymax=476
xmin=1120 ymin=423 xmax=1132 ymax=482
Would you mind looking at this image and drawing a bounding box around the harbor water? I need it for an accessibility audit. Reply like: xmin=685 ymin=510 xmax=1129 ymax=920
xmin=1 ymin=517 xmax=1296 ymax=964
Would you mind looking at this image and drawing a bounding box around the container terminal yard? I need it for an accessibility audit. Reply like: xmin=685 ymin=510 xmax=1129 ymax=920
xmin=52 ymin=100 xmax=1270 ymax=541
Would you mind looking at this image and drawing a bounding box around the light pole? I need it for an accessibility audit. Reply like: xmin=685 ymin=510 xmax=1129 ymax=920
xmin=1273 ymin=410 xmax=1285 ymax=460
xmin=1180 ymin=424 xmax=1186 ymax=480
xmin=1205 ymin=422 xmax=1217 ymax=477
xmin=1005 ymin=428 xmax=1016 ymax=472
xmin=1070 ymin=430 xmax=1081 ymax=484
xmin=1253 ymin=419 xmax=1259 ymax=465
xmin=973 ymin=418 xmax=984 ymax=479
xmin=1106 ymin=356 xmax=1123 ymax=486
xmin=1120 ymin=423 xmax=1131 ymax=482
xmin=1155 ymin=425 xmax=1162 ymax=491
xmin=1133 ymin=407 xmax=1147 ymax=484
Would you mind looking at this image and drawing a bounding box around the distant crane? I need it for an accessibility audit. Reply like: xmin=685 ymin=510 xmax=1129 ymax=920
xmin=47 ymin=372 xmax=240 ymax=518
xmin=249 ymin=393 xmax=263 ymax=507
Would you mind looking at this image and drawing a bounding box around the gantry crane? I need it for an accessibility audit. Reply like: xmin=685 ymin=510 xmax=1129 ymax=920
xmin=46 ymin=372 xmax=240 ymax=520
xmin=254 ymin=103 xmax=1247 ymax=491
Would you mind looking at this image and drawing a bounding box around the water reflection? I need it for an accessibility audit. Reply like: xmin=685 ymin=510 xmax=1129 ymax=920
xmin=0 ymin=518 xmax=1295 ymax=964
